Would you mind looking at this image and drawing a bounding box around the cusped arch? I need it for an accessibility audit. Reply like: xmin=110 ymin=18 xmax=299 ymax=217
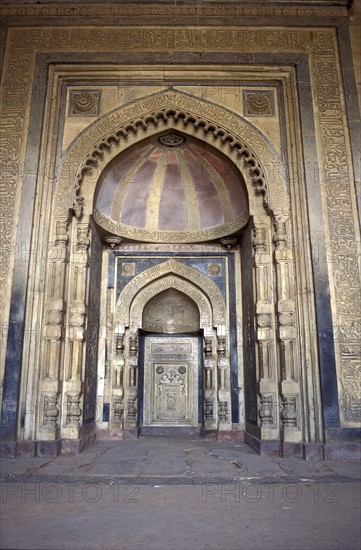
xmin=54 ymin=90 xmax=289 ymax=220
xmin=129 ymin=275 xmax=213 ymax=330
xmin=116 ymin=259 xmax=226 ymax=327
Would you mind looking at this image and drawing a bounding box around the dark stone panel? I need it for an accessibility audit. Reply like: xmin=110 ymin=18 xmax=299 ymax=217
xmin=0 ymin=441 xmax=17 ymax=458
xmin=84 ymin=221 xmax=102 ymax=424
xmin=325 ymin=427 xmax=361 ymax=442
xmin=281 ymin=442 xmax=303 ymax=459
xmin=228 ymin=253 xmax=239 ymax=424
xmin=302 ymin=443 xmax=324 ymax=461
xmin=17 ymin=441 xmax=36 ymax=458
xmin=310 ymin=239 xmax=340 ymax=429
xmin=102 ymin=403 xmax=110 ymax=422
xmin=241 ymin=225 xmax=258 ymax=429
xmin=0 ymin=318 xmax=25 ymax=440
xmin=324 ymin=443 xmax=361 ymax=460
xmin=296 ymin=57 xmax=340 ymax=430
xmin=0 ymin=9 xmax=351 ymax=29
xmin=138 ymin=333 xmax=145 ymax=424
xmin=198 ymin=336 xmax=203 ymax=424
xmin=0 ymin=55 xmax=49 ymax=440
xmin=0 ymin=24 xmax=7 ymax=77
xmin=108 ymin=251 xmax=115 ymax=288
xmin=36 ymin=440 xmax=61 ymax=457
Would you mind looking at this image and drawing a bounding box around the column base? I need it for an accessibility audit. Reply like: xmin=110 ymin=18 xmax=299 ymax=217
xmin=244 ymin=431 xmax=280 ymax=456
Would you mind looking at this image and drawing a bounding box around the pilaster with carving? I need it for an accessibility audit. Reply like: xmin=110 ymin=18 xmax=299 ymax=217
xmin=216 ymin=326 xmax=232 ymax=431
xmin=203 ymin=332 xmax=218 ymax=431
xmin=253 ymin=217 xmax=279 ymax=439
xmin=110 ymin=323 xmax=125 ymax=429
xmin=60 ymin=221 xmax=90 ymax=439
xmin=122 ymin=329 xmax=139 ymax=430
xmin=37 ymin=217 xmax=70 ymax=440
xmin=273 ymin=219 xmax=302 ymax=443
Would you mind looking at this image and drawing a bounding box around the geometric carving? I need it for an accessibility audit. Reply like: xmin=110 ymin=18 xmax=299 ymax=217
xmin=259 ymin=394 xmax=273 ymax=426
xmin=43 ymin=298 xmax=63 ymax=341
xmin=66 ymin=394 xmax=82 ymax=424
xmin=113 ymin=398 xmax=123 ymax=423
xmin=69 ymin=302 xmax=86 ymax=342
xmin=281 ymin=396 xmax=298 ymax=428
xmin=42 ymin=393 xmax=59 ymax=425
xmin=243 ymin=90 xmax=275 ymax=117
xmin=69 ymin=90 xmax=100 ymax=117
xmin=218 ymin=401 xmax=228 ymax=422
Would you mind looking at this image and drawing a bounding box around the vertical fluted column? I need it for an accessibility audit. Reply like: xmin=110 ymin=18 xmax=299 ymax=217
xmin=37 ymin=217 xmax=70 ymax=441
xmin=273 ymin=219 xmax=302 ymax=446
xmin=253 ymin=218 xmax=279 ymax=439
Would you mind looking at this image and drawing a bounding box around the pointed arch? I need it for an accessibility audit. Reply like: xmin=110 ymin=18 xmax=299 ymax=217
xmin=116 ymin=260 xmax=226 ymax=327
xmin=54 ymin=90 xmax=289 ymax=221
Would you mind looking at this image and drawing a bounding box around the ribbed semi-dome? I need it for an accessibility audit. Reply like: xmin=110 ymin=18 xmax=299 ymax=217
xmin=94 ymin=132 xmax=249 ymax=243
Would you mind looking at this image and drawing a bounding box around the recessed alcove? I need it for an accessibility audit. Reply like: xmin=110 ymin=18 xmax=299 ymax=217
xmin=94 ymin=131 xmax=249 ymax=242
xmin=142 ymin=288 xmax=200 ymax=334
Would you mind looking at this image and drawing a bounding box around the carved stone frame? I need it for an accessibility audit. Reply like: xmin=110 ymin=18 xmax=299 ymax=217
xmin=2 ymin=22 xmax=358 ymax=454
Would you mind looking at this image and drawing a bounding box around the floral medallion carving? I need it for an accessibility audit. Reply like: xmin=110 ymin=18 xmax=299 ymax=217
xmin=69 ymin=90 xmax=100 ymax=116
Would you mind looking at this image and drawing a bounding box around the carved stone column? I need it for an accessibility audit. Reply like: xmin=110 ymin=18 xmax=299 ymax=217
xmin=123 ymin=328 xmax=139 ymax=435
xmin=37 ymin=217 xmax=70 ymax=443
xmin=203 ymin=332 xmax=217 ymax=431
xmin=216 ymin=326 xmax=232 ymax=432
xmin=253 ymin=218 xmax=279 ymax=442
xmin=111 ymin=324 xmax=125 ymax=430
xmin=273 ymin=219 xmax=302 ymax=449
xmin=61 ymin=222 xmax=90 ymax=440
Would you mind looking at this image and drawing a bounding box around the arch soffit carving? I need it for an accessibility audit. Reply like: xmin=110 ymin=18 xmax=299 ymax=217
xmin=55 ymin=90 xmax=289 ymax=219
xmin=117 ymin=260 xmax=226 ymax=327
xmin=129 ymin=275 xmax=212 ymax=331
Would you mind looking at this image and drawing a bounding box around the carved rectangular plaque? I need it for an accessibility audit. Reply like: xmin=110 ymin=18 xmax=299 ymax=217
xmin=144 ymin=336 xmax=198 ymax=427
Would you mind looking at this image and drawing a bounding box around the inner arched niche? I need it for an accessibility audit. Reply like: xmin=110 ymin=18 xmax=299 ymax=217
xmin=94 ymin=130 xmax=249 ymax=242
xmin=142 ymin=288 xmax=200 ymax=333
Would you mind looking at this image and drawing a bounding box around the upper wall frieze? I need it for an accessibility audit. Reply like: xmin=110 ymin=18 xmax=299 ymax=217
xmin=0 ymin=3 xmax=348 ymax=28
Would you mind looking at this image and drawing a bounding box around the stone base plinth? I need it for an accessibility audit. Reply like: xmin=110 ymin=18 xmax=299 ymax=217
xmin=244 ymin=431 xmax=280 ymax=456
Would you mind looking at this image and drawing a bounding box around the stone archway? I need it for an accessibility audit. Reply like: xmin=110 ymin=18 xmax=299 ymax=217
xmin=54 ymin=89 xmax=289 ymax=221
xmin=111 ymin=262 xmax=229 ymax=435
xmin=34 ymin=88 xmax=306 ymax=453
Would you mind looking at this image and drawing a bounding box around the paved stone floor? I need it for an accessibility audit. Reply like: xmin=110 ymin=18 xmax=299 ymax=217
xmin=1 ymin=436 xmax=360 ymax=549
